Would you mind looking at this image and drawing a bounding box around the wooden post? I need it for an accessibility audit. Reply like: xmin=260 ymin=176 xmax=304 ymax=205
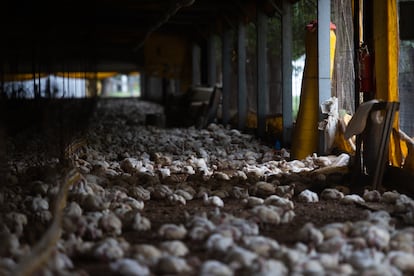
xmin=192 ymin=43 xmax=201 ymax=86
xmin=237 ymin=21 xmax=247 ymax=130
xmin=222 ymin=28 xmax=233 ymax=126
xmin=207 ymin=34 xmax=217 ymax=87
xmin=257 ymin=9 xmax=268 ymax=139
xmin=282 ymin=0 xmax=293 ymax=146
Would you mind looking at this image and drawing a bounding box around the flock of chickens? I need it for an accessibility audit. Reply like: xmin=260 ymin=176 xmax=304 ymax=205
xmin=2 ymin=98 xmax=414 ymax=275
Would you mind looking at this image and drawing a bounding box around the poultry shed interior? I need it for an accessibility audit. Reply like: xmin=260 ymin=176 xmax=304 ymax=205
xmin=2 ymin=0 xmax=414 ymax=275
xmin=0 ymin=96 xmax=413 ymax=275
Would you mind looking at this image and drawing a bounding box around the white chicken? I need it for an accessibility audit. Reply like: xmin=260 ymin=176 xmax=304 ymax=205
xmin=202 ymin=192 xmax=224 ymax=209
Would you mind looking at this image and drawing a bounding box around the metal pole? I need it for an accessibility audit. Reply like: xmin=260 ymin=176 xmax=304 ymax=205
xmin=317 ymin=0 xmax=331 ymax=155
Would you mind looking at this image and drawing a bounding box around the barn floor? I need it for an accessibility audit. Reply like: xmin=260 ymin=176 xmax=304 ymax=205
xmin=1 ymin=98 xmax=414 ymax=275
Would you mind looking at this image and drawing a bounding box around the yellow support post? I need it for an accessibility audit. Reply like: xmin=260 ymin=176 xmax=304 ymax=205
xmin=291 ymin=21 xmax=336 ymax=160
xmin=372 ymin=0 xmax=401 ymax=166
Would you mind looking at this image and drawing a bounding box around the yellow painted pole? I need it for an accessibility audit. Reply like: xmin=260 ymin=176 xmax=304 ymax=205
xmin=372 ymin=0 xmax=401 ymax=166
xmin=291 ymin=21 xmax=336 ymax=160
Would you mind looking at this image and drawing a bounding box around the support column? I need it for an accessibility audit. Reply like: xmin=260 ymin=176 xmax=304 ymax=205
xmin=140 ymin=72 xmax=147 ymax=99
xmin=282 ymin=0 xmax=293 ymax=146
xmin=237 ymin=21 xmax=247 ymax=130
xmin=318 ymin=0 xmax=331 ymax=155
xmin=257 ymin=9 xmax=268 ymax=139
xmin=222 ymin=28 xmax=233 ymax=126
xmin=200 ymin=42 xmax=208 ymax=85
xmin=192 ymin=43 xmax=201 ymax=86
xmin=207 ymin=34 xmax=217 ymax=87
